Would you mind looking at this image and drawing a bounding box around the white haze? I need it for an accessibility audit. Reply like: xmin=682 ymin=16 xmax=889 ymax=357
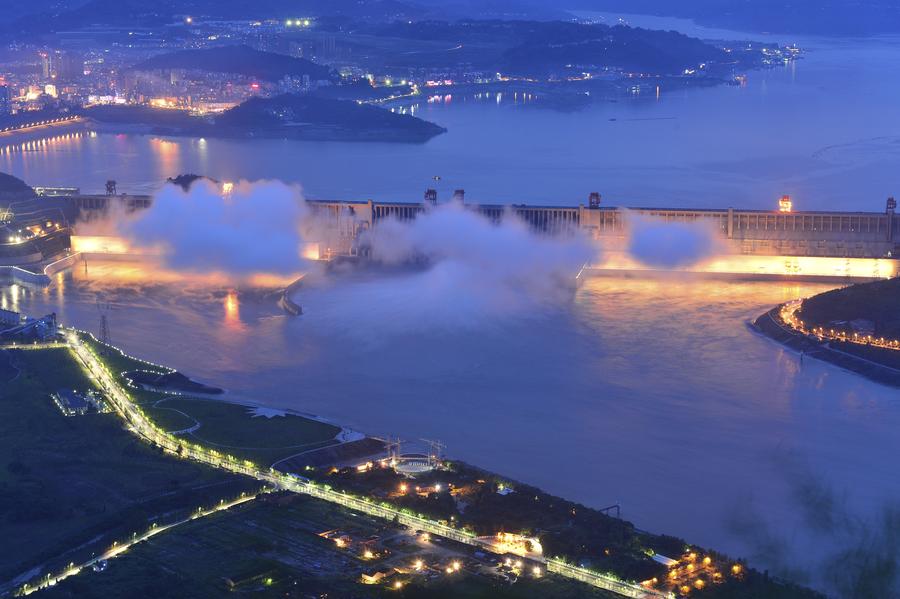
xmin=335 ymin=201 xmax=598 ymax=333
xmin=77 ymin=181 xmax=597 ymax=329
xmin=626 ymin=211 xmax=725 ymax=268
xmin=84 ymin=180 xmax=312 ymax=280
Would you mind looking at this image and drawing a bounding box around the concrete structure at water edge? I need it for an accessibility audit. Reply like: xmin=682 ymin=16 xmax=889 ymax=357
xmin=4 ymin=177 xmax=900 ymax=281
xmin=303 ymin=191 xmax=899 ymax=259
xmin=301 ymin=191 xmax=899 ymax=280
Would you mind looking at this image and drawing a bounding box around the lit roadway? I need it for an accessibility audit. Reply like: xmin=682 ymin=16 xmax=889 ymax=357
xmin=18 ymin=492 xmax=263 ymax=596
xmin=780 ymin=300 xmax=900 ymax=352
xmin=0 ymin=116 xmax=84 ymax=136
xmin=56 ymin=330 xmax=671 ymax=599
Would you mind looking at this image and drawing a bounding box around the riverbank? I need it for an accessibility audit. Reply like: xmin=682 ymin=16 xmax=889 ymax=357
xmin=82 ymin=94 xmax=446 ymax=144
xmin=751 ymin=306 xmax=900 ymax=388
xmin=56 ymin=327 xmax=821 ymax=599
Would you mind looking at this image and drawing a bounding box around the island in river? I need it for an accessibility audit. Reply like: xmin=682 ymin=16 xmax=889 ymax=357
xmin=81 ymin=94 xmax=447 ymax=143
xmin=753 ymin=278 xmax=900 ymax=386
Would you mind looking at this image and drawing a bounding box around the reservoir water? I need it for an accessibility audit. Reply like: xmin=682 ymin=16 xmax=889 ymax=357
xmin=3 ymin=17 xmax=900 ymax=590
xmin=3 ymin=28 xmax=900 ymax=210
xmin=4 ymin=267 xmax=900 ymax=588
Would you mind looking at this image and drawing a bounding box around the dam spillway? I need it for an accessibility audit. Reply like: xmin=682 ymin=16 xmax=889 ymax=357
xmin=6 ymin=188 xmax=900 ymax=280
xmin=303 ymin=193 xmax=899 ymax=260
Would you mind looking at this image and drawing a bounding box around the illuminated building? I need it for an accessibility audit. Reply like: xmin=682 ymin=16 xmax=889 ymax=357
xmin=0 ymin=85 xmax=10 ymax=115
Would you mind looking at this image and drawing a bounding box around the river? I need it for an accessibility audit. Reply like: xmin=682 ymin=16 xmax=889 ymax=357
xmin=3 ymin=25 xmax=900 ymax=210
xmin=3 ymin=15 xmax=900 ymax=591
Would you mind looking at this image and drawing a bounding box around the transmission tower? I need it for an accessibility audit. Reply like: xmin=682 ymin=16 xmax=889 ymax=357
xmin=421 ymin=438 xmax=445 ymax=467
xmin=384 ymin=437 xmax=402 ymax=464
xmin=96 ymin=300 xmax=111 ymax=349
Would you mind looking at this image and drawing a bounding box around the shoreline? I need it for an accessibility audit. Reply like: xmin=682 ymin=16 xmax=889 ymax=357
xmin=750 ymin=306 xmax=900 ymax=388
xmin=58 ymin=330 xmax=770 ymax=598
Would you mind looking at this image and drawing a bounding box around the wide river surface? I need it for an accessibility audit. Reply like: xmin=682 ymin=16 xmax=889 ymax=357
xmin=3 ymin=15 xmax=900 ymax=591
xmin=3 ymin=19 xmax=900 ymax=210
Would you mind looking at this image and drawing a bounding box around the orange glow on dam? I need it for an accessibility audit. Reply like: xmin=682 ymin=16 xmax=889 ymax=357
xmin=587 ymin=252 xmax=900 ymax=282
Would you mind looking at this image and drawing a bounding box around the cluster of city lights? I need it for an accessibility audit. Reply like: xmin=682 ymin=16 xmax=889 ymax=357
xmin=645 ymin=552 xmax=744 ymax=595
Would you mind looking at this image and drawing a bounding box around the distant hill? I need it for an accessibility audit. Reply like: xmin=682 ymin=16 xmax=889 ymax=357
xmin=216 ymin=94 xmax=446 ymax=141
xmin=368 ymin=20 xmax=731 ymax=76
xmin=0 ymin=173 xmax=34 ymax=196
xmin=1 ymin=0 xmax=569 ymax=36
xmin=412 ymin=0 xmax=569 ymax=20
xmin=83 ymin=94 xmax=446 ymax=143
xmin=799 ymin=278 xmax=900 ymax=340
xmin=0 ymin=0 xmax=90 ymax=25
xmin=571 ymin=0 xmax=900 ymax=36
xmin=3 ymin=0 xmax=175 ymax=35
xmin=2 ymin=0 xmax=421 ymax=36
xmin=132 ymin=46 xmax=333 ymax=83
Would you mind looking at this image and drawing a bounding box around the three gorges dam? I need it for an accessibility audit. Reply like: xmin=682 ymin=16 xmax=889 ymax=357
xmin=305 ymin=190 xmax=900 ymax=281
xmin=3 ymin=183 xmax=900 ymax=283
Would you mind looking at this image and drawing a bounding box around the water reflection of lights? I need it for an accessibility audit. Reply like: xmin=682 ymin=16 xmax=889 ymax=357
xmin=592 ymin=253 xmax=900 ymax=280
xmin=65 ymin=258 xmax=298 ymax=288
xmin=148 ymin=137 xmax=181 ymax=174
xmin=0 ymin=131 xmax=90 ymax=155
xmin=224 ymin=290 xmax=240 ymax=326
xmin=780 ymin=300 xmax=900 ymax=352
xmin=1 ymin=283 xmax=21 ymax=312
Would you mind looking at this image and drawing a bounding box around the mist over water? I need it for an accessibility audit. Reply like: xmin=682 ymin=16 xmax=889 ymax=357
xmin=5 ymin=20 xmax=900 ymax=597
xmin=360 ymin=202 xmax=596 ymax=330
xmin=123 ymin=180 xmax=310 ymax=278
xmin=626 ymin=212 xmax=723 ymax=268
xmin=6 ymin=268 xmax=900 ymax=595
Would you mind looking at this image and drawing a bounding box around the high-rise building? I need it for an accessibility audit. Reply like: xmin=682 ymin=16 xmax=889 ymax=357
xmin=40 ymin=52 xmax=52 ymax=79
xmin=54 ymin=52 xmax=84 ymax=80
xmin=0 ymin=85 xmax=11 ymax=116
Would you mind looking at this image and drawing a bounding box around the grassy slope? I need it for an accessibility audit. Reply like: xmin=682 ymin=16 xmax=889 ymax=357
xmin=39 ymin=493 xmax=614 ymax=599
xmin=798 ymin=278 xmax=900 ymax=369
xmin=0 ymin=347 xmax=251 ymax=583
xmin=80 ymin=334 xmax=342 ymax=465
xmin=144 ymin=398 xmax=341 ymax=465
xmin=799 ymin=278 xmax=900 ymax=339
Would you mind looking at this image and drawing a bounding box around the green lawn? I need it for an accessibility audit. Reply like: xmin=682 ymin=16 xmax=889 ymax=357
xmin=40 ymin=495 xmax=389 ymax=599
xmin=39 ymin=493 xmax=614 ymax=599
xmin=78 ymin=332 xmax=343 ymax=467
xmin=0 ymin=347 xmax=255 ymax=586
xmin=142 ymin=398 xmax=341 ymax=466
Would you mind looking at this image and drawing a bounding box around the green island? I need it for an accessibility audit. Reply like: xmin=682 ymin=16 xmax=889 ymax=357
xmin=0 ymin=327 xmax=822 ymax=598
xmin=797 ymin=277 xmax=900 ymax=369
xmin=82 ymin=94 xmax=446 ymax=143
xmin=753 ymin=278 xmax=900 ymax=384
